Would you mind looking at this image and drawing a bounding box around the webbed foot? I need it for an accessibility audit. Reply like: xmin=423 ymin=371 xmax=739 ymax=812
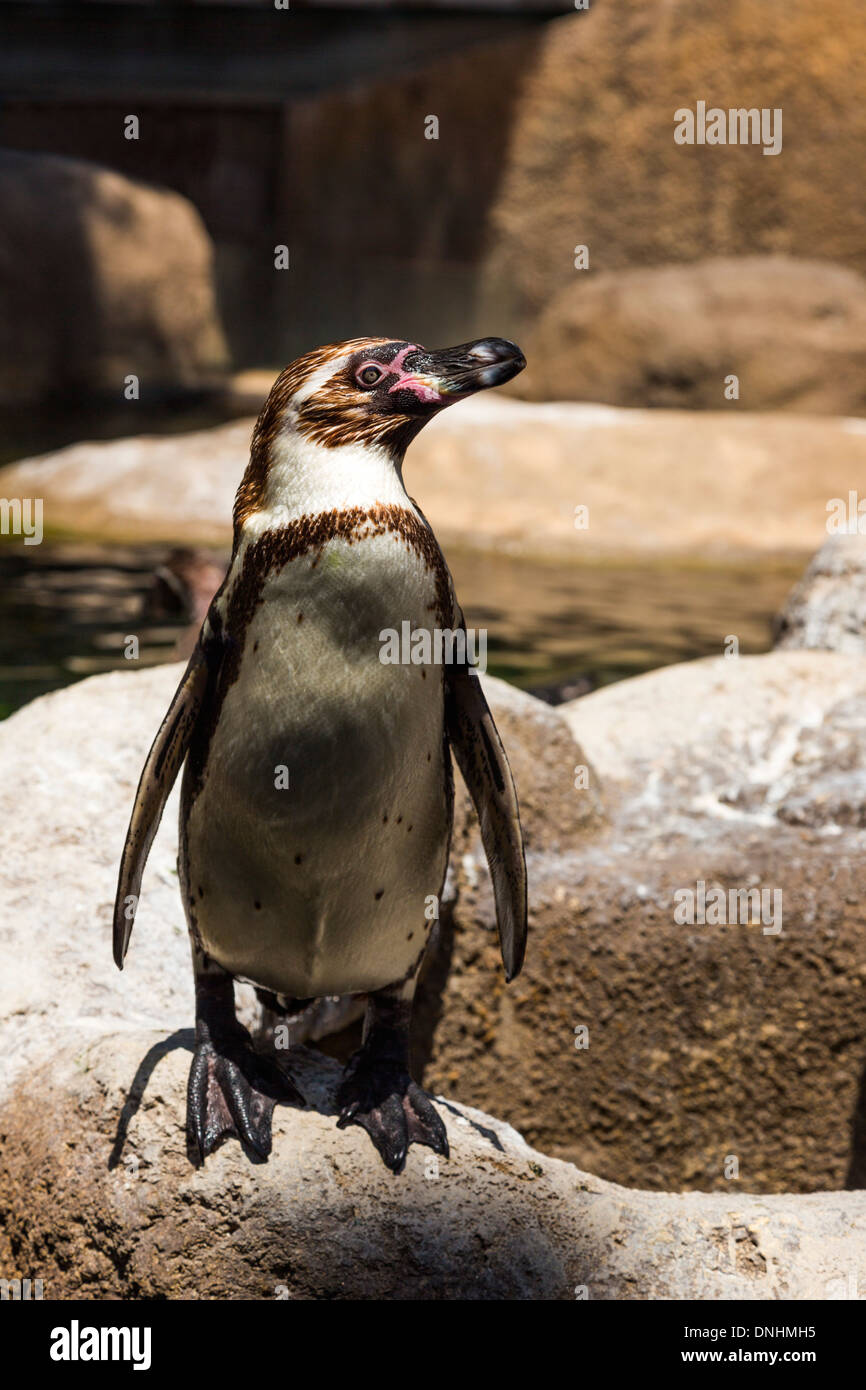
xmin=337 ymin=1058 xmax=448 ymax=1173
xmin=187 ymin=972 xmax=304 ymax=1164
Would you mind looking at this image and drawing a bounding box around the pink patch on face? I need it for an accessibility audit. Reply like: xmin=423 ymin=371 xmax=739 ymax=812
xmin=387 ymin=344 xmax=416 ymax=375
xmin=368 ymin=343 xmax=445 ymax=405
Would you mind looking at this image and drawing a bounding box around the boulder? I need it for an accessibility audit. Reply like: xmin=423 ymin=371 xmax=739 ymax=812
xmin=513 ymin=258 xmax=866 ymax=414
xmin=0 ymin=150 xmax=228 ymax=411
xmin=5 ymin=396 xmax=866 ymax=560
xmin=1 ymin=1029 xmax=863 ymax=1300
xmin=424 ymin=650 xmax=866 ymax=1193
xmin=775 ymin=533 xmax=866 ymax=654
xmin=1 ymin=658 xmax=866 ymax=1295
xmin=481 ymin=0 xmax=866 ymax=325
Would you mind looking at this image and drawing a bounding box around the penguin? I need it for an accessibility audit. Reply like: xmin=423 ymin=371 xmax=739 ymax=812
xmin=113 ymin=336 xmax=528 ymax=1173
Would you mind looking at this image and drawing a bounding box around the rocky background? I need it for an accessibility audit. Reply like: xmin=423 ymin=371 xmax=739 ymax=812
xmin=1 ymin=0 xmax=866 ymax=415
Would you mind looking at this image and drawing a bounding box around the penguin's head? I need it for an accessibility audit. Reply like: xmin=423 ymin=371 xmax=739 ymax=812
xmin=235 ymin=337 xmax=525 ymax=533
xmin=264 ymin=336 xmax=526 ymax=455
xmin=340 ymin=336 xmax=526 ymax=418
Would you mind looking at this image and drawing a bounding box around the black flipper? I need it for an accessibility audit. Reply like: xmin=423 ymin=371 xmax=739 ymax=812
xmin=445 ymin=662 xmax=528 ymax=982
xmin=112 ymin=641 xmax=212 ymax=968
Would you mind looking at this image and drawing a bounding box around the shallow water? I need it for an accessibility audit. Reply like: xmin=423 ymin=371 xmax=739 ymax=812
xmin=449 ymin=547 xmax=804 ymax=692
xmin=0 ymin=541 xmax=804 ymax=719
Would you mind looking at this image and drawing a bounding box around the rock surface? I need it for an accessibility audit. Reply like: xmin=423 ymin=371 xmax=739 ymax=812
xmin=482 ymin=0 xmax=866 ymax=325
xmin=513 ymin=258 xmax=866 ymax=414
xmin=5 ymin=396 xmax=866 ymax=560
xmin=1 ymin=657 xmax=865 ymax=1295
xmin=0 ymin=151 xmax=228 ymax=411
xmin=2 ymin=1029 xmax=864 ymax=1300
xmin=424 ymin=650 xmax=866 ymax=1194
xmin=775 ymin=533 xmax=866 ymax=655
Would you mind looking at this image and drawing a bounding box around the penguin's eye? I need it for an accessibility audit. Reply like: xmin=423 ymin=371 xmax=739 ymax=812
xmin=356 ymin=364 xmax=385 ymax=388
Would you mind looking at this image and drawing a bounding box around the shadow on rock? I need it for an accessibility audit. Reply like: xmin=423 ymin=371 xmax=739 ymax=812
xmin=108 ymin=1028 xmax=194 ymax=1171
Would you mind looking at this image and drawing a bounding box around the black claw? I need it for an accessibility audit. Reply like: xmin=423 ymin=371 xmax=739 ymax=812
xmin=186 ymin=1045 xmax=212 ymax=1162
xmin=404 ymin=1083 xmax=449 ymax=1158
xmin=336 ymin=1060 xmax=448 ymax=1173
xmin=221 ymin=1058 xmax=274 ymax=1158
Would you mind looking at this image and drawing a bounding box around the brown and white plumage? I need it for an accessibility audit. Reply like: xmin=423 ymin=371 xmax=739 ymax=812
xmin=113 ymin=336 xmax=527 ymax=1171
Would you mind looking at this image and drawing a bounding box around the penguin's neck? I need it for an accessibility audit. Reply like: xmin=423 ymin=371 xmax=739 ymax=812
xmin=237 ymin=424 xmax=412 ymax=544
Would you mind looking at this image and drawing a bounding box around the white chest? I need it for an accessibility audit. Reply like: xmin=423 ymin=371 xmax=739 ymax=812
xmin=182 ymin=521 xmax=454 ymax=997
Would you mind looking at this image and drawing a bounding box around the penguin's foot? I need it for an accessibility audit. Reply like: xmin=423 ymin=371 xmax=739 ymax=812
xmin=336 ymin=1056 xmax=449 ymax=1174
xmin=186 ymin=1028 xmax=304 ymax=1165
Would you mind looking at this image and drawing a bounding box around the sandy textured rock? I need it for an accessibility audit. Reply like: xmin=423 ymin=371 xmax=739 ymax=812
xmin=0 ymin=151 xmax=228 ymax=410
xmin=5 ymin=397 xmax=866 ymax=561
xmin=482 ymin=0 xmax=866 ymax=325
xmin=776 ymin=533 xmax=866 ymax=655
xmin=514 ymin=258 xmax=866 ymax=414
xmin=1 ymin=1029 xmax=863 ymax=1301
xmin=424 ymin=651 xmax=866 ymax=1193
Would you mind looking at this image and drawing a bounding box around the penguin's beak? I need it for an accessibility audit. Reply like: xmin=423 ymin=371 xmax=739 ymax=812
xmin=404 ymin=338 xmax=526 ymax=403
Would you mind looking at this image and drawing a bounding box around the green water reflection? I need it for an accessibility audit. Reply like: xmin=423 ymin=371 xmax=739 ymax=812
xmin=0 ymin=540 xmax=804 ymax=719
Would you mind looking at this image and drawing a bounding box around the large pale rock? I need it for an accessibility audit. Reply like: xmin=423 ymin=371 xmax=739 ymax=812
xmin=1 ymin=1029 xmax=863 ymax=1300
xmin=424 ymin=651 xmax=866 ymax=1193
xmin=5 ymin=397 xmax=866 ymax=560
xmin=514 ymin=258 xmax=866 ymax=414
xmin=0 ymin=151 xmax=228 ymax=410
xmin=481 ymin=1 xmax=866 ymax=325
xmin=1 ymin=660 xmax=865 ymax=1296
xmin=776 ymin=533 xmax=866 ymax=654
